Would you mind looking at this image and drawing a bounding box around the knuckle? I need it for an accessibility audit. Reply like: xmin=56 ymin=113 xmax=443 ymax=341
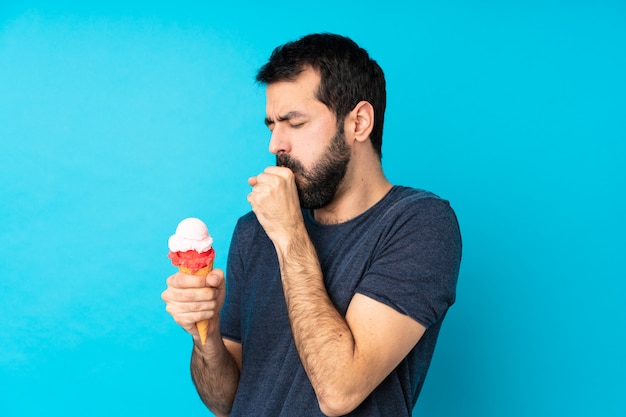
xmin=182 ymin=291 xmax=197 ymax=302
xmin=190 ymin=301 xmax=203 ymax=312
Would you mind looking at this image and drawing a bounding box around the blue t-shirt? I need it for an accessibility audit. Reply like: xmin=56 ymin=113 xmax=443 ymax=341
xmin=220 ymin=186 xmax=462 ymax=416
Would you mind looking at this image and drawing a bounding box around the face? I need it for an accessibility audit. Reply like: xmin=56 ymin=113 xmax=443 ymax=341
xmin=276 ymin=126 xmax=351 ymax=209
xmin=265 ymin=69 xmax=351 ymax=209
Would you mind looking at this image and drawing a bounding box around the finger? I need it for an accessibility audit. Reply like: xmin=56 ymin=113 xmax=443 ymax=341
xmin=252 ymin=170 xmax=291 ymax=187
xmin=250 ymin=172 xmax=274 ymax=186
xmin=205 ymin=269 xmax=226 ymax=290
xmin=264 ymin=165 xmax=295 ymax=180
xmin=165 ymin=297 xmax=220 ymax=323
xmin=168 ymin=309 xmax=216 ymax=333
xmin=247 ymin=181 xmax=274 ymax=208
xmin=168 ymin=298 xmax=220 ymax=315
xmin=169 ymin=272 xmax=207 ymax=289
xmin=167 ymin=285 xmax=219 ymax=303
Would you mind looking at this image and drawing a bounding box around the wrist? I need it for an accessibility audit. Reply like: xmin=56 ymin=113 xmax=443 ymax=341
xmin=272 ymin=221 xmax=308 ymax=255
xmin=192 ymin=321 xmax=222 ymax=351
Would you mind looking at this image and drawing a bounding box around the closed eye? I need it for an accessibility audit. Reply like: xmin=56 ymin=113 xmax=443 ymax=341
xmin=265 ymin=112 xmax=307 ymax=131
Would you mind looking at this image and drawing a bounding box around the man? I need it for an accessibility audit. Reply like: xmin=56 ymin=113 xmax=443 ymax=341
xmin=162 ymin=33 xmax=462 ymax=416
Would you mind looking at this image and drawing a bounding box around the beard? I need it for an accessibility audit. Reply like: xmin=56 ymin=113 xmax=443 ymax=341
xmin=276 ymin=126 xmax=351 ymax=209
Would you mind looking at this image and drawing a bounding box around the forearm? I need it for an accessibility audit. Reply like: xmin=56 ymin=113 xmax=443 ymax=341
xmin=276 ymin=229 xmax=358 ymax=409
xmin=247 ymin=167 xmax=373 ymax=413
xmin=190 ymin=334 xmax=240 ymax=416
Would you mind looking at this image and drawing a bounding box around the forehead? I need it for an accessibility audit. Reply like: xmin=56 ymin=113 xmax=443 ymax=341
xmin=265 ymin=68 xmax=323 ymax=111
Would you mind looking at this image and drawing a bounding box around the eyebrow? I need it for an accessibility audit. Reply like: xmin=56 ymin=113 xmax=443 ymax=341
xmin=264 ymin=111 xmax=306 ymax=126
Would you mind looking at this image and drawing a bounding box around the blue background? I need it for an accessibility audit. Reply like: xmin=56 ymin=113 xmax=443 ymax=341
xmin=1 ymin=1 xmax=624 ymax=416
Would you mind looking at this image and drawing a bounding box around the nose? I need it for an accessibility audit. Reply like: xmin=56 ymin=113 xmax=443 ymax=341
xmin=268 ymin=125 xmax=291 ymax=155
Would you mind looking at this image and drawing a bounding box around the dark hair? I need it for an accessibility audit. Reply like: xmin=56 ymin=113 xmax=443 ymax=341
xmin=256 ymin=33 xmax=386 ymax=159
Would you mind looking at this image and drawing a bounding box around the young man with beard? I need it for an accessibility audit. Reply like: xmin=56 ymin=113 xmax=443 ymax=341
xmin=161 ymin=33 xmax=462 ymax=417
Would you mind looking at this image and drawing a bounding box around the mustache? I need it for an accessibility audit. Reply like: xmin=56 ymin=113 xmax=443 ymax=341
xmin=276 ymin=153 xmax=304 ymax=174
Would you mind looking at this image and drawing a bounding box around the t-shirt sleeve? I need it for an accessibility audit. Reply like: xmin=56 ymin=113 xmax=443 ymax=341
xmin=356 ymin=197 xmax=462 ymax=329
xmin=220 ymin=222 xmax=243 ymax=343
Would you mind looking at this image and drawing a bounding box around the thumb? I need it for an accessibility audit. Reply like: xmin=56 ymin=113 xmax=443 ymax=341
xmin=205 ymin=268 xmax=225 ymax=290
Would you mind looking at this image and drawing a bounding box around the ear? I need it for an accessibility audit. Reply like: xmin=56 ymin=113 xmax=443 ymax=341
xmin=348 ymin=101 xmax=374 ymax=143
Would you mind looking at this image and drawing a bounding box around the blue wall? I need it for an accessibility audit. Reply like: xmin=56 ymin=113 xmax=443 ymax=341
xmin=1 ymin=1 xmax=624 ymax=416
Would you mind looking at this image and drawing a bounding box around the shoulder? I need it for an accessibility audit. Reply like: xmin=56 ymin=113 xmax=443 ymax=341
xmin=356 ymin=187 xmax=462 ymax=326
xmin=376 ymin=186 xmax=462 ymax=258
xmin=382 ymin=186 xmax=458 ymax=224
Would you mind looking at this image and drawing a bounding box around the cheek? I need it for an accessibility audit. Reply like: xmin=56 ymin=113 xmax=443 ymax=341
xmin=296 ymin=125 xmax=335 ymax=165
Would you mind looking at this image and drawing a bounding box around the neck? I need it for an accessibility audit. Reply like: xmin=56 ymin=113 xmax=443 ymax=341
xmin=313 ymin=160 xmax=392 ymax=225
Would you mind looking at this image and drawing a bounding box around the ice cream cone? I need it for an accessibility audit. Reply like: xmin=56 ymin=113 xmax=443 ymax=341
xmin=178 ymin=259 xmax=215 ymax=345
xmin=168 ymin=218 xmax=216 ymax=346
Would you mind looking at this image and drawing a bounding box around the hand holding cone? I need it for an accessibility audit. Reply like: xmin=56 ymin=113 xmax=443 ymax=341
xmin=168 ymin=218 xmax=216 ymax=345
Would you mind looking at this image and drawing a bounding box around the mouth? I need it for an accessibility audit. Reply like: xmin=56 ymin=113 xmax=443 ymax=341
xmin=276 ymin=153 xmax=302 ymax=173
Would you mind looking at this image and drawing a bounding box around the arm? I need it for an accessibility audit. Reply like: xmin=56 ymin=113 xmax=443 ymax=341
xmin=161 ymin=270 xmax=241 ymax=416
xmin=191 ymin=336 xmax=241 ymax=417
xmin=277 ymin=222 xmax=425 ymax=416
xmin=248 ymin=168 xmax=426 ymax=416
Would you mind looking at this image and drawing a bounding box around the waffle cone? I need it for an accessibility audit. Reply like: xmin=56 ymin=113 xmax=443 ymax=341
xmin=178 ymin=259 xmax=215 ymax=345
